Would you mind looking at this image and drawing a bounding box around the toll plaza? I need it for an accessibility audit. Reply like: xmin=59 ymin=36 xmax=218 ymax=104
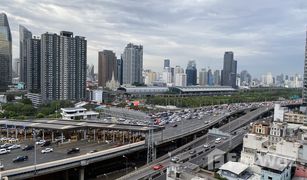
xmin=0 ymin=119 xmax=164 ymax=145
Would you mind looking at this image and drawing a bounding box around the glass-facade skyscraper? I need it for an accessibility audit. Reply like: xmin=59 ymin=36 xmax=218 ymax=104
xmin=0 ymin=13 xmax=12 ymax=91
xmin=186 ymin=60 xmax=197 ymax=86
xmin=19 ymin=25 xmax=32 ymax=85
xmin=221 ymin=51 xmax=237 ymax=88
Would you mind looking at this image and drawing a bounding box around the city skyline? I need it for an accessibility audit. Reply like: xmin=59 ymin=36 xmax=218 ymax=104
xmin=2 ymin=0 xmax=306 ymax=77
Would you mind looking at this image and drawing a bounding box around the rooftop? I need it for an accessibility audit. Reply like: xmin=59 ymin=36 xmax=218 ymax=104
xmin=255 ymin=154 xmax=292 ymax=172
xmin=219 ymin=161 xmax=249 ymax=175
xmin=173 ymin=86 xmax=236 ymax=92
xmin=61 ymin=107 xmax=87 ymax=112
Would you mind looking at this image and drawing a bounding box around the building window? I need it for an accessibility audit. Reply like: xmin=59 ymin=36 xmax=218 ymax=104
xmin=268 ymin=176 xmax=273 ymax=180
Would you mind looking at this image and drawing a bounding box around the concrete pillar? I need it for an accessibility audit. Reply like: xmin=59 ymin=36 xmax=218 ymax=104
xmin=103 ymin=130 xmax=106 ymax=142
xmin=15 ymin=128 xmax=18 ymax=139
xmin=112 ymin=130 xmax=115 ymax=142
xmin=42 ymin=129 xmax=45 ymax=140
xmin=79 ymin=168 xmax=84 ymax=180
xmin=83 ymin=130 xmax=87 ymax=140
xmin=122 ymin=131 xmax=125 ymax=144
xmin=24 ymin=129 xmax=26 ymax=141
xmin=132 ymin=132 xmax=135 ymax=143
xmin=51 ymin=132 xmax=54 ymax=142
xmin=93 ymin=129 xmax=96 ymax=141
xmin=61 ymin=132 xmax=64 ymax=144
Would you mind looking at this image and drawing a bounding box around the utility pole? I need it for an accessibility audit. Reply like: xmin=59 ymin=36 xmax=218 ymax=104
xmin=147 ymin=117 xmax=155 ymax=164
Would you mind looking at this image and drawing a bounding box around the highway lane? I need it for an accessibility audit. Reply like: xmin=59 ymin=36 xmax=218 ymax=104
xmin=118 ymin=106 xmax=272 ymax=180
xmin=0 ymin=140 xmax=119 ymax=171
xmin=121 ymin=131 xmax=246 ymax=180
xmin=152 ymin=114 xmax=223 ymax=142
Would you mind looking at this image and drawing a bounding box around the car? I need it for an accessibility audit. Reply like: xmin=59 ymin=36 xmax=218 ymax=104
xmin=172 ymin=124 xmax=178 ymax=127
xmin=67 ymin=147 xmax=80 ymax=154
xmin=0 ymin=143 xmax=11 ymax=149
xmin=189 ymin=150 xmax=196 ymax=154
xmin=215 ymin=138 xmax=222 ymax=144
xmin=152 ymin=164 xmax=163 ymax=170
xmin=203 ymin=144 xmax=209 ymax=148
xmin=41 ymin=148 xmax=53 ymax=154
xmin=13 ymin=155 xmax=28 ymax=163
xmin=36 ymin=140 xmax=46 ymax=145
xmin=89 ymin=150 xmax=98 ymax=153
xmin=171 ymin=157 xmax=179 ymax=163
xmin=22 ymin=145 xmax=34 ymax=151
xmin=41 ymin=141 xmax=51 ymax=147
xmin=0 ymin=149 xmax=10 ymax=155
xmin=222 ymin=137 xmax=227 ymax=140
xmin=8 ymin=144 xmax=21 ymax=150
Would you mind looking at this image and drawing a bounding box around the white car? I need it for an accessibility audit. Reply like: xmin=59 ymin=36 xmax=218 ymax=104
xmin=41 ymin=148 xmax=53 ymax=154
xmin=36 ymin=140 xmax=46 ymax=145
xmin=0 ymin=149 xmax=10 ymax=155
xmin=8 ymin=144 xmax=21 ymax=150
xmin=203 ymin=144 xmax=209 ymax=148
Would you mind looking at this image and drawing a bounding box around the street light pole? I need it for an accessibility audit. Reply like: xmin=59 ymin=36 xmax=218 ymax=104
xmin=33 ymin=129 xmax=37 ymax=175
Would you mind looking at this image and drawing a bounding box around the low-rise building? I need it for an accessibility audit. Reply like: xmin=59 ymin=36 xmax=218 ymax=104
xmin=60 ymin=107 xmax=99 ymax=120
xmin=218 ymin=161 xmax=253 ymax=180
xmin=284 ymin=112 xmax=307 ymax=125
xmin=252 ymin=121 xmax=270 ymax=136
xmin=255 ymin=154 xmax=292 ymax=180
xmin=269 ymin=122 xmax=287 ymax=145
xmin=25 ymin=93 xmax=42 ymax=107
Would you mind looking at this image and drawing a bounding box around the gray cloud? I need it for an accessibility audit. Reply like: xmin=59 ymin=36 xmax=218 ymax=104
xmin=2 ymin=0 xmax=307 ymax=78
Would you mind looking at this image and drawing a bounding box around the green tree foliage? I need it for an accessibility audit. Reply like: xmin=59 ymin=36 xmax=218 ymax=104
xmin=146 ymin=88 xmax=302 ymax=108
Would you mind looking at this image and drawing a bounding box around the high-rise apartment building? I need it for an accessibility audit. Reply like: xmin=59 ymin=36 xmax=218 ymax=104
xmin=122 ymin=43 xmax=143 ymax=85
xmin=26 ymin=37 xmax=41 ymax=93
xmin=221 ymin=51 xmax=237 ymax=88
xmin=19 ymin=25 xmax=32 ymax=85
xmin=186 ymin=60 xmax=197 ymax=86
xmin=12 ymin=58 xmax=20 ymax=78
xmin=117 ymin=58 xmax=123 ymax=85
xmin=144 ymin=70 xmax=157 ymax=85
xmin=240 ymin=70 xmax=252 ymax=86
xmin=86 ymin=64 xmax=95 ymax=81
xmin=175 ymin=73 xmax=187 ymax=86
xmin=164 ymin=59 xmax=170 ymax=69
xmin=0 ymin=13 xmax=12 ymax=91
xmin=199 ymin=68 xmax=208 ymax=86
xmin=208 ymin=69 xmax=214 ymax=86
xmin=213 ymin=70 xmax=221 ymax=86
xmin=304 ymin=31 xmax=307 ymax=105
xmin=98 ymin=50 xmax=117 ymax=87
xmin=41 ymin=31 xmax=86 ymax=102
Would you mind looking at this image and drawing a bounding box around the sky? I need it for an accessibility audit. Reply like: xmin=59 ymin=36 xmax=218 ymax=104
xmin=2 ymin=0 xmax=307 ymax=78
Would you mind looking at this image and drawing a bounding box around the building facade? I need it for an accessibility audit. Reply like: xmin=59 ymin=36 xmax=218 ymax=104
xmin=19 ymin=25 xmax=32 ymax=85
xmin=117 ymin=58 xmax=123 ymax=85
xmin=304 ymin=30 xmax=307 ymax=105
xmin=41 ymin=31 xmax=87 ymax=102
xmin=221 ymin=51 xmax=237 ymax=88
xmin=164 ymin=59 xmax=170 ymax=69
xmin=0 ymin=13 xmax=12 ymax=92
xmin=199 ymin=68 xmax=207 ymax=86
xmin=122 ymin=43 xmax=143 ymax=85
xmin=26 ymin=37 xmax=41 ymax=93
xmin=186 ymin=60 xmax=197 ymax=86
xmin=98 ymin=50 xmax=117 ymax=87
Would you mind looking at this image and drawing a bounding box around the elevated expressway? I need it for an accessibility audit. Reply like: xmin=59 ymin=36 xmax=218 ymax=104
xmin=118 ymin=106 xmax=273 ymax=180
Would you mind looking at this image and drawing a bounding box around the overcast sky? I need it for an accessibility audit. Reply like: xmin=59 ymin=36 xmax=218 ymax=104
xmin=2 ymin=0 xmax=307 ymax=78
